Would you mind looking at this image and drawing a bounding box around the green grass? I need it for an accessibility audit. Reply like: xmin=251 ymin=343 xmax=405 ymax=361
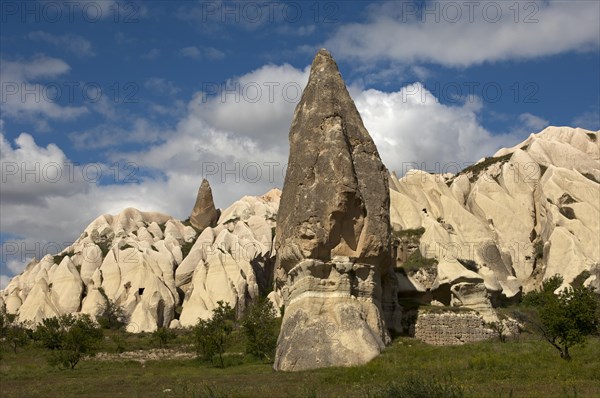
xmin=392 ymin=227 xmax=425 ymax=239
xmin=399 ymin=248 xmax=438 ymax=273
xmin=2 ymin=334 xmax=599 ymax=397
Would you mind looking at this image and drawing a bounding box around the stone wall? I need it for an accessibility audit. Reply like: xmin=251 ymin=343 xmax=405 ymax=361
xmin=414 ymin=310 xmax=517 ymax=345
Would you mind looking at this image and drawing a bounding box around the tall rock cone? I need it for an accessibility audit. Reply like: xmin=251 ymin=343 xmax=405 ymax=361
xmin=273 ymin=49 xmax=400 ymax=371
xmin=189 ymin=179 xmax=219 ymax=230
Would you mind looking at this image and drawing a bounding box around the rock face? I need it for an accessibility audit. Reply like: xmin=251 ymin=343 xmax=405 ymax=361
xmin=273 ymin=49 xmax=398 ymax=371
xmin=390 ymin=127 xmax=599 ymax=318
xmin=178 ymin=190 xmax=279 ymax=326
xmin=189 ymin=179 xmax=219 ymax=231
xmin=1 ymin=190 xmax=280 ymax=332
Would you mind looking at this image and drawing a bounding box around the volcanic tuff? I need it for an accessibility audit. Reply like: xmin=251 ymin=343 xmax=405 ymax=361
xmin=272 ymin=49 xmax=400 ymax=371
xmin=189 ymin=179 xmax=220 ymax=231
xmin=391 ymin=126 xmax=599 ymax=319
xmin=1 ymin=190 xmax=280 ymax=332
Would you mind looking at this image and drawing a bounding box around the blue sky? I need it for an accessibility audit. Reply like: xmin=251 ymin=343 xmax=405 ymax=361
xmin=1 ymin=0 xmax=599 ymax=286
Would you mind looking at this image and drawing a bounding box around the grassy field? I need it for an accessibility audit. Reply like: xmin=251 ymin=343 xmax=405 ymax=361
xmin=1 ymin=332 xmax=599 ymax=398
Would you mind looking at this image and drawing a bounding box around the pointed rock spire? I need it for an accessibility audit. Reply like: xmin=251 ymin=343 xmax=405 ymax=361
xmin=273 ymin=49 xmax=399 ymax=371
xmin=276 ymin=48 xmax=392 ymax=270
xmin=189 ymin=179 xmax=219 ymax=231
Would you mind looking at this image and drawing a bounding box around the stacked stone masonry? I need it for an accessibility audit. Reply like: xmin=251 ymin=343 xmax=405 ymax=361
xmin=414 ymin=311 xmax=514 ymax=345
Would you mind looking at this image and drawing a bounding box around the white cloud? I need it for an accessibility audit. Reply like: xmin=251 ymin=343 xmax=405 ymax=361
xmin=572 ymin=109 xmax=600 ymax=131
xmin=0 ymin=133 xmax=90 ymax=206
xmin=0 ymin=55 xmax=88 ymax=121
xmin=76 ymin=0 xmax=119 ymax=20
xmin=518 ymin=112 xmax=549 ymax=132
xmin=195 ymin=63 xmax=309 ymax=148
xmin=180 ymin=46 xmax=201 ymax=58
xmin=0 ymin=275 xmax=11 ymax=290
xmin=353 ymin=83 xmax=523 ymax=174
xmin=68 ymin=118 xmax=167 ymax=150
xmin=141 ymin=48 xmax=161 ymax=60
xmin=4 ymin=55 xmax=70 ymax=81
xmin=180 ymin=46 xmax=225 ymax=60
xmin=325 ymin=1 xmax=600 ymax=67
xmin=144 ymin=78 xmax=180 ymax=96
xmin=28 ymin=31 xmax=95 ymax=57
xmin=0 ymin=132 xmax=201 ymax=249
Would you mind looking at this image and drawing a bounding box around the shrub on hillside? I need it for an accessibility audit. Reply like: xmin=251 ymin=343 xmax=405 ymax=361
xmin=193 ymin=301 xmax=236 ymax=367
xmin=35 ymin=314 xmax=103 ymax=369
xmin=241 ymin=297 xmax=278 ymax=362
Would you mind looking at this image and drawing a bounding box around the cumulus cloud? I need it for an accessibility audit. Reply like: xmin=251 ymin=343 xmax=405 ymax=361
xmin=0 ymin=55 xmax=88 ymax=121
xmin=28 ymin=31 xmax=95 ymax=57
xmin=518 ymin=112 xmax=549 ymax=132
xmin=353 ymin=83 xmax=524 ymax=174
xmin=194 ymin=63 xmax=309 ymax=149
xmin=0 ymin=132 xmax=204 ymax=250
xmin=0 ymin=133 xmax=90 ymax=206
xmin=1 ymin=238 xmax=54 ymax=277
xmin=325 ymin=1 xmax=600 ymax=67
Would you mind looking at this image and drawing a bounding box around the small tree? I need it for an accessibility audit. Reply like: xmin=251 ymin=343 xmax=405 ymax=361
xmin=241 ymin=297 xmax=278 ymax=361
xmin=36 ymin=314 xmax=104 ymax=369
xmin=35 ymin=316 xmax=63 ymax=350
xmin=6 ymin=324 xmax=30 ymax=354
xmin=96 ymin=295 xmax=127 ymax=353
xmin=193 ymin=301 xmax=235 ymax=367
xmin=486 ymin=320 xmax=507 ymax=343
xmin=152 ymin=327 xmax=176 ymax=348
xmin=96 ymin=295 xmax=127 ymax=331
xmin=1 ymin=314 xmax=30 ymax=354
xmin=522 ymin=275 xmax=599 ymax=360
xmin=0 ymin=312 xmax=8 ymax=338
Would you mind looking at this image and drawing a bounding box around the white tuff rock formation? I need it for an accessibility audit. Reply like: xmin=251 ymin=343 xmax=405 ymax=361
xmin=391 ymin=126 xmax=599 ymax=316
xmin=1 ymin=190 xmax=280 ymax=332
xmin=0 ymin=126 xmax=596 ymax=352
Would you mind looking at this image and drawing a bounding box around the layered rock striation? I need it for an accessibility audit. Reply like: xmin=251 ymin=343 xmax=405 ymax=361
xmin=273 ymin=49 xmax=399 ymax=371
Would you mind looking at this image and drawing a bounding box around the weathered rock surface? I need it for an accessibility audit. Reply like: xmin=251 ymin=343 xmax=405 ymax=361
xmin=391 ymin=127 xmax=599 ymax=314
xmin=1 ymin=188 xmax=280 ymax=333
xmin=178 ymin=190 xmax=279 ymax=326
xmin=189 ymin=179 xmax=220 ymax=231
xmin=273 ymin=49 xmax=398 ymax=371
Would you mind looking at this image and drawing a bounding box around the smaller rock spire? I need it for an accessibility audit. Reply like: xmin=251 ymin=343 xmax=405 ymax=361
xmin=189 ymin=179 xmax=219 ymax=230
